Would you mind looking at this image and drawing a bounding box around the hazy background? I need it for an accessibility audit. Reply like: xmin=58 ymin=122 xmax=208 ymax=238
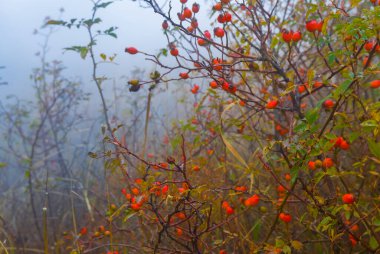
xmin=0 ymin=0 xmax=169 ymax=101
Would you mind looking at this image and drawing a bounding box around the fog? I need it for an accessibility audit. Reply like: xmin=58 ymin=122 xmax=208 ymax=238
xmin=0 ymin=0 xmax=171 ymax=100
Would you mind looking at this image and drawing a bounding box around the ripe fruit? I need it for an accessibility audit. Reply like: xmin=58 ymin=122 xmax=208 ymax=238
xmin=170 ymin=48 xmax=179 ymax=56
xmin=180 ymin=0 xmax=187 ymax=3
xmin=193 ymin=165 xmax=200 ymax=171
xmin=316 ymin=21 xmax=323 ymax=32
xmin=191 ymin=18 xmax=198 ymax=29
xmin=176 ymin=227 xmax=183 ymax=236
xmin=79 ymin=227 xmax=87 ymax=235
xmin=308 ymin=161 xmax=316 ymax=170
xmin=162 ymin=20 xmax=168 ymax=30
xmin=198 ymin=38 xmax=208 ymax=46
xmin=277 ymin=185 xmax=286 ymax=193
xmin=292 ymin=31 xmax=302 ymax=42
xmin=342 ymin=193 xmax=355 ymax=204
xmin=298 ymin=84 xmax=306 ymax=93
xmin=244 ymin=194 xmax=260 ymax=207
xmin=210 ymin=81 xmax=218 ymax=88
xmin=279 ymin=212 xmax=292 ymax=223
xmin=266 ymin=100 xmax=278 ymax=109
xmin=176 ymin=212 xmax=186 ymax=219
xmin=313 ymin=81 xmax=323 ymax=88
xmin=322 ymin=158 xmax=334 ymax=168
xmin=214 ymin=27 xmax=225 ymax=38
xmin=183 ymin=7 xmax=192 ymax=19
xmin=213 ymin=2 xmax=222 ymax=11
xmin=306 ymin=20 xmax=318 ymax=32
xmin=235 ymin=185 xmax=247 ymax=192
xmin=217 ymin=14 xmax=226 ymax=23
xmin=192 ymin=3 xmax=200 ymax=13
xmin=323 ymin=99 xmax=335 ymax=109
xmin=177 ymin=12 xmax=185 ymax=21
xmin=364 ymin=41 xmax=374 ymax=51
xmin=282 ymin=30 xmax=293 ymax=43
xmin=370 ymin=80 xmax=380 ymax=88
xmin=224 ymin=12 xmax=232 ymax=22
xmin=125 ymin=47 xmax=138 ymax=54
xmin=161 ymin=185 xmax=169 ymax=195
xmin=225 ymin=206 xmax=234 ymax=215
xmin=179 ymin=72 xmax=189 ymax=79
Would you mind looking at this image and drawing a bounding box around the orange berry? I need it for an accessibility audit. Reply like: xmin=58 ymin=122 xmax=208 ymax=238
xmin=342 ymin=193 xmax=355 ymax=204
xmin=193 ymin=165 xmax=200 ymax=171
xmin=322 ymin=158 xmax=334 ymax=168
xmin=279 ymin=212 xmax=292 ymax=223
xmin=323 ymin=99 xmax=335 ymax=109
xmin=79 ymin=227 xmax=87 ymax=236
xmin=370 ymin=80 xmax=380 ymax=89
xmin=244 ymin=194 xmax=260 ymax=207
xmin=266 ymin=100 xmax=278 ymax=109
xmin=225 ymin=206 xmax=234 ymax=215
xmin=308 ymin=161 xmax=316 ymax=170
xmin=125 ymin=47 xmax=138 ymax=54
xmin=176 ymin=228 xmax=183 ymax=236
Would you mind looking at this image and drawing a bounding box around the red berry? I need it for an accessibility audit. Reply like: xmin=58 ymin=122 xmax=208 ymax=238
xmin=279 ymin=212 xmax=292 ymax=223
xmin=204 ymin=30 xmax=211 ymax=39
xmin=292 ymin=31 xmax=302 ymax=42
xmin=316 ymin=21 xmax=323 ymax=32
xmin=191 ymin=18 xmax=198 ymax=29
xmin=214 ymin=27 xmax=225 ymax=38
xmin=306 ymin=20 xmax=318 ymax=32
xmin=322 ymin=158 xmax=334 ymax=168
xmin=183 ymin=7 xmax=192 ymax=19
xmin=282 ymin=30 xmax=293 ymax=43
xmin=225 ymin=206 xmax=234 ymax=215
xmin=266 ymin=100 xmax=278 ymax=109
xmin=213 ymin=3 xmax=222 ymax=11
xmin=125 ymin=47 xmax=138 ymax=54
xmin=244 ymin=194 xmax=260 ymax=207
xmin=79 ymin=227 xmax=87 ymax=235
xmin=209 ymin=81 xmax=218 ymax=89
xmin=217 ymin=14 xmax=226 ymax=23
xmin=308 ymin=161 xmax=316 ymax=170
xmin=192 ymin=3 xmax=200 ymax=13
xmin=180 ymin=0 xmax=187 ymax=3
xmin=323 ymin=99 xmax=335 ymax=109
xmin=224 ymin=12 xmax=232 ymax=22
xmin=179 ymin=72 xmax=189 ymax=79
xmin=170 ymin=48 xmax=179 ymax=56
xmin=340 ymin=141 xmax=350 ymax=150
xmin=364 ymin=41 xmax=374 ymax=51
xmin=162 ymin=20 xmax=168 ymax=30
xmin=298 ymin=84 xmax=306 ymax=93
xmin=342 ymin=193 xmax=355 ymax=204
xmin=370 ymin=80 xmax=380 ymax=88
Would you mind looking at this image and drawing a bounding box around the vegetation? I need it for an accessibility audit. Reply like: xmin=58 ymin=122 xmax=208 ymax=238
xmin=1 ymin=0 xmax=380 ymax=253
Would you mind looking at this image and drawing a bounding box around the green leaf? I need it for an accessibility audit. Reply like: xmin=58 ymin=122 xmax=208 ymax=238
xmin=46 ymin=20 xmax=66 ymax=26
xmin=369 ymin=236 xmax=379 ymax=249
xmin=305 ymin=108 xmax=319 ymax=124
xmin=80 ymin=47 xmax=88 ymax=59
xmin=361 ymin=120 xmax=378 ymax=128
xmin=0 ymin=162 xmax=7 ymax=168
xmin=332 ymin=79 xmax=352 ymax=98
xmin=368 ymin=140 xmax=380 ymax=159
xmin=95 ymin=1 xmax=113 ymax=9
xmin=100 ymin=53 xmax=107 ymax=61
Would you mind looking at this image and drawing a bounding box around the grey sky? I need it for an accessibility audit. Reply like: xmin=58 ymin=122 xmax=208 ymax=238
xmin=0 ymin=0 xmax=169 ymax=100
